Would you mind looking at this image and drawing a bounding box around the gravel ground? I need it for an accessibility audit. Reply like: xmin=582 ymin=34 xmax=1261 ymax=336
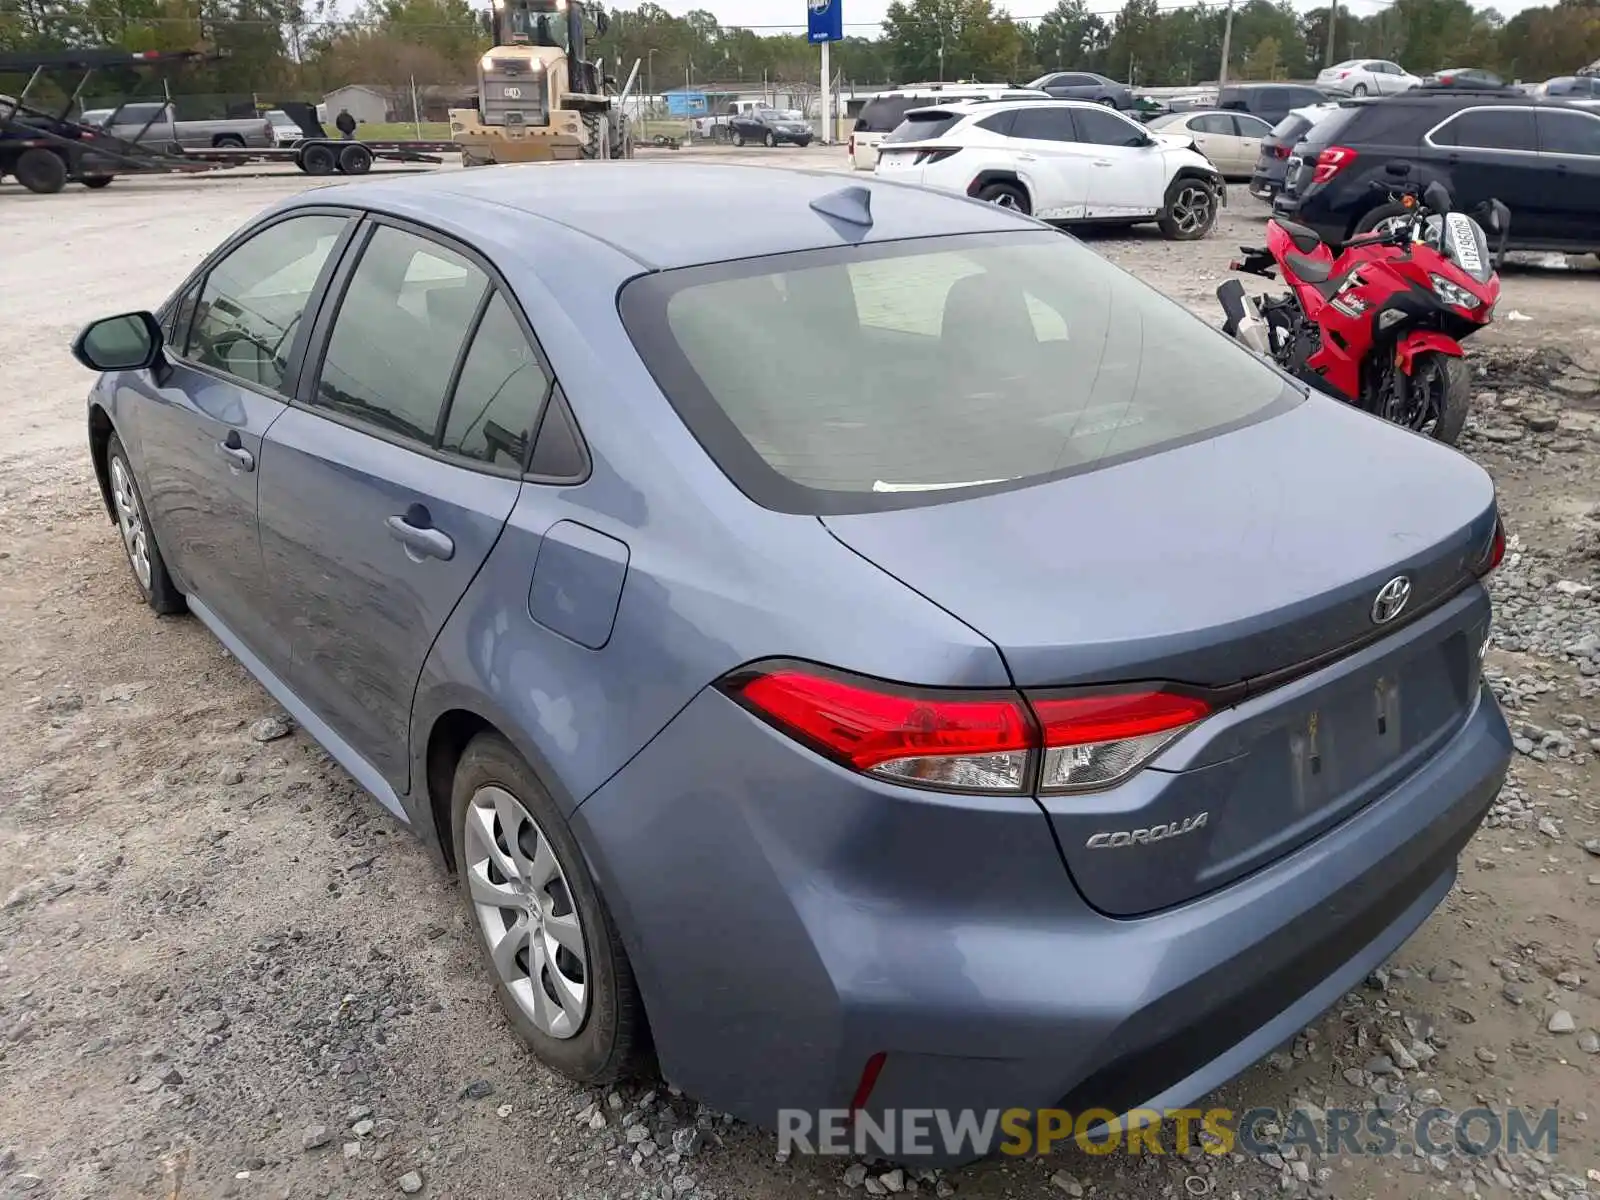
xmin=1 ymin=149 xmax=1598 ymax=1200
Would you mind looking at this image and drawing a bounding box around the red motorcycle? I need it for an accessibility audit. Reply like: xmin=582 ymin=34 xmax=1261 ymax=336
xmin=1217 ymin=180 xmax=1509 ymax=445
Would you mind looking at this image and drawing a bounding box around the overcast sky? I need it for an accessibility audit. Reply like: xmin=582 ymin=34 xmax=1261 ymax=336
xmin=671 ymin=0 xmax=1541 ymax=37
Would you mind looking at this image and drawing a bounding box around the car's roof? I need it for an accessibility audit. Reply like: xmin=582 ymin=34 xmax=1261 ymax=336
xmin=930 ymin=96 xmax=1128 ymax=114
xmin=303 ymin=162 xmax=1039 ymax=273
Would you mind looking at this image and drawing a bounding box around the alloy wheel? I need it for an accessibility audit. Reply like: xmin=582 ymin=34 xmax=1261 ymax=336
xmin=109 ymin=456 xmax=152 ymax=590
xmin=464 ymin=785 xmax=589 ymax=1039
xmin=989 ymin=191 xmax=1021 ymax=210
xmin=1169 ymin=185 xmax=1213 ymax=235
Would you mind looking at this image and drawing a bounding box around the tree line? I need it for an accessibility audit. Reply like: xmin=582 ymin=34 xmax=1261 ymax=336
xmin=3 ymin=0 xmax=1598 ymax=112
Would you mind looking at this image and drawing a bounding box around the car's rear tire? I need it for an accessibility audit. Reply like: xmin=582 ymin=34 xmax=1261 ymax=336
xmin=212 ymin=134 xmax=245 ymax=149
xmin=763 ymin=131 xmax=776 ymax=147
xmin=1097 ymin=96 xmax=1116 ymax=106
xmin=1158 ymin=176 xmax=1219 ymax=240
xmin=82 ymin=176 xmax=114 ymax=189
xmin=1352 ymin=201 xmax=1410 ymax=237
xmin=1352 ymin=83 xmax=1369 ymax=97
xmin=15 ymin=148 xmax=67 ymax=194
xmin=105 ymin=433 xmax=185 ymax=615
xmin=732 ymin=130 xmax=745 ymax=147
xmin=976 ymin=180 xmax=1031 ymax=214
xmin=450 ymin=733 xmax=650 ymax=1084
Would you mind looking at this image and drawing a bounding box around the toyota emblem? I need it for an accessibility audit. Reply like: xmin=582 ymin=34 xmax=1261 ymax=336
xmin=1371 ymin=576 xmax=1412 ymax=625
xmin=809 ymin=0 xmax=829 ymax=12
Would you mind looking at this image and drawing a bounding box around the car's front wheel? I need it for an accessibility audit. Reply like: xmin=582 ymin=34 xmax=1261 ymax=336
xmin=1158 ymin=177 xmax=1219 ymax=240
xmin=105 ymin=433 xmax=185 ymax=614
xmin=976 ymin=180 xmax=1031 ymax=214
xmin=451 ymin=733 xmax=650 ymax=1082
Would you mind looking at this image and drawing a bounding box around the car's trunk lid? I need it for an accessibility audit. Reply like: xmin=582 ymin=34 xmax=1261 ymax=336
xmin=822 ymin=399 xmax=1498 ymax=914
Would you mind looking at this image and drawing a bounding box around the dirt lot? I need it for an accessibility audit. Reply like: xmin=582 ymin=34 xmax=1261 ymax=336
xmin=2 ymin=150 xmax=1598 ymax=1200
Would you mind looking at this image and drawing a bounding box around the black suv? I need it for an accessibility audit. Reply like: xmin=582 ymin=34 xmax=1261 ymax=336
xmin=1217 ymin=83 xmax=1330 ymax=125
xmin=1275 ymin=90 xmax=1600 ymax=253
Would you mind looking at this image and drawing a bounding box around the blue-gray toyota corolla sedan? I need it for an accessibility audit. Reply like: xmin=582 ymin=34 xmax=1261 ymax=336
xmin=72 ymin=162 xmax=1510 ymax=1161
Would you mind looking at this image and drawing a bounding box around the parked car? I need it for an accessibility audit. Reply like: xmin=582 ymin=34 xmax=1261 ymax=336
xmin=78 ymin=100 xmax=275 ymax=148
xmin=1026 ymin=70 xmax=1137 ymax=111
xmin=1536 ymin=76 xmax=1600 ymax=109
xmin=848 ymin=84 xmax=1045 ymax=169
xmin=727 ymin=107 xmax=812 ymax=147
xmin=1247 ymin=103 xmax=1341 ymax=201
xmin=1315 ymin=60 xmax=1422 ymax=97
xmin=1422 ymin=67 xmax=1506 ymax=89
xmin=1275 ymin=91 xmax=1600 ymax=255
xmin=69 ymin=162 xmax=1511 ymax=1161
xmin=1217 ymin=83 xmax=1331 ymax=125
xmin=876 ymin=97 xmax=1226 ymax=239
xmin=1145 ymin=109 xmax=1275 ymax=178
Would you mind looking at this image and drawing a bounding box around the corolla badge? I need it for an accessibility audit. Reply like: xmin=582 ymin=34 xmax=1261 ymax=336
xmin=1085 ymin=811 xmax=1208 ymax=850
xmin=1371 ymin=575 xmax=1412 ymax=625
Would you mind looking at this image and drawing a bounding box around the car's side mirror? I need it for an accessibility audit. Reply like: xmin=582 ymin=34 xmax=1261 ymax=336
xmin=71 ymin=311 xmax=163 ymax=372
xmin=1423 ymin=179 xmax=1452 ymax=214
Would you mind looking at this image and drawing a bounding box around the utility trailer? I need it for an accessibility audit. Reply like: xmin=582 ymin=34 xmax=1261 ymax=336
xmin=1 ymin=48 xmax=226 ymax=192
xmin=1 ymin=49 xmax=453 ymax=193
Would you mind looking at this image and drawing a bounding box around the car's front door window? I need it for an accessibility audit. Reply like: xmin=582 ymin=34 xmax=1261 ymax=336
xmin=185 ymin=214 xmax=349 ymax=394
xmin=311 ymin=224 xmax=489 ymax=445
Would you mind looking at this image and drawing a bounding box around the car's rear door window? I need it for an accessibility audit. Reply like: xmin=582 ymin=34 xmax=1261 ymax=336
xmin=1433 ymin=107 xmax=1536 ymax=150
xmin=619 ymin=231 xmax=1296 ymax=514
xmin=311 ymin=225 xmax=488 ymax=445
xmin=185 ymin=213 xmax=349 ymax=394
xmin=1010 ymin=106 xmax=1079 ymax=142
xmin=440 ymin=291 xmax=552 ymax=469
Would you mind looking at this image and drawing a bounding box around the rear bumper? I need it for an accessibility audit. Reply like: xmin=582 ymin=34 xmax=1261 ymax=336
xmin=573 ymin=679 xmax=1508 ymax=1163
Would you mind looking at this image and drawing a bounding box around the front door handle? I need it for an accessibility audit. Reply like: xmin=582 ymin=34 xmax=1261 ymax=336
xmin=1015 ymin=152 xmax=1037 ymax=162
xmin=386 ymin=503 xmax=455 ymax=562
xmin=217 ymin=429 xmax=254 ymax=472
xmin=1093 ymin=159 xmax=1113 ymax=167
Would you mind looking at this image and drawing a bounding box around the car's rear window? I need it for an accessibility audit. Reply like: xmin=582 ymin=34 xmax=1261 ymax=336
xmin=619 ymin=231 xmax=1297 ymax=514
xmin=856 ymin=97 xmax=918 ymax=132
xmin=1269 ymin=113 xmax=1313 ymax=142
xmin=885 ymin=109 xmax=964 ymax=142
xmin=1299 ymin=105 xmax=1361 ymax=148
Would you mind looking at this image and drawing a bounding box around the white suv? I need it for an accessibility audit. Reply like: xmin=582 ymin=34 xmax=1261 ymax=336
xmin=875 ymin=98 xmax=1226 ymax=240
xmin=848 ymin=84 xmax=1048 ymax=170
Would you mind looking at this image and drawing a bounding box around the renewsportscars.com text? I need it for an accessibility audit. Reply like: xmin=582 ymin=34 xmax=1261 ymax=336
xmin=777 ymin=1105 xmax=1560 ymax=1159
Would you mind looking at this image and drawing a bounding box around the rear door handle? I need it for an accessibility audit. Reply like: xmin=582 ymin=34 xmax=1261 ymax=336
xmin=216 ymin=429 xmax=254 ymax=472
xmin=1093 ymin=159 xmax=1113 ymax=167
xmin=1016 ymin=153 xmax=1037 ymax=162
xmin=386 ymin=503 xmax=455 ymax=562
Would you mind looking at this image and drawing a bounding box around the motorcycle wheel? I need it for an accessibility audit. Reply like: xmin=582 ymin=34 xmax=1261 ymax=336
xmin=1407 ymin=352 xmax=1471 ymax=445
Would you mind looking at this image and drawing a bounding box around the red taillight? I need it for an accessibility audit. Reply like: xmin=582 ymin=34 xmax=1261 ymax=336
xmin=726 ymin=664 xmax=1211 ymax=795
xmin=848 ymin=134 xmax=855 ymax=156
xmin=1312 ymin=145 xmax=1356 ymax=184
xmin=1031 ymin=691 xmax=1211 ymax=792
xmin=1475 ymin=517 xmax=1506 ymax=577
xmin=1273 ymin=143 xmax=1291 ymax=158
xmin=1337 ymin=70 xmax=1350 ymax=79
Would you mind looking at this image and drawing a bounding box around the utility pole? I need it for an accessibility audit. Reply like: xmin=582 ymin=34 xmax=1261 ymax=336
xmin=1218 ymin=0 xmax=1235 ymax=88
xmin=820 ymin=40 xmax=831 ymax=143
xmin=1325 ymin=0 xmax=1338 ymax=67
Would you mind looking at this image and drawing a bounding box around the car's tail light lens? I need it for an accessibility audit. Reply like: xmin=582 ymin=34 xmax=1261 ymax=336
xmin=1474 ymin=516 xmax=1506 ymax=577
xmin=733 ymin=667 xmax=1033 ymax=791
xmin=1273 ymin=143 xmax=1291 ymax=158
xmin=1031 ymin=690 xmax=1211 ymax=792
xmin=848 ymin=134 xmax=855 ymax=156
xmin=725 ymin=664 xmax=1211 ymax=795
xmin=913 ymin=147 xmax=960 ymax=165
xmin=1312 ymin=145 xmax=1356 ymax=184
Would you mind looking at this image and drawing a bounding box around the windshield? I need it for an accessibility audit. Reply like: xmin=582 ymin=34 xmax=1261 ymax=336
xmin=619 ymin=230 xmax=1296 ymax=514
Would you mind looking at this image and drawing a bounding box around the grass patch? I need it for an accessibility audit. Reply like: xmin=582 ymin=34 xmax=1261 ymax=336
xmin=354 ymin=121 xmax=452 ymax=141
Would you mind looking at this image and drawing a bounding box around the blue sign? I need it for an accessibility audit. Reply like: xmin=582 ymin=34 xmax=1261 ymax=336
xmin=666 ymin=91 xmax=708 ymax=116
xmin=807 ymin=0 xmax=842 ymax=43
